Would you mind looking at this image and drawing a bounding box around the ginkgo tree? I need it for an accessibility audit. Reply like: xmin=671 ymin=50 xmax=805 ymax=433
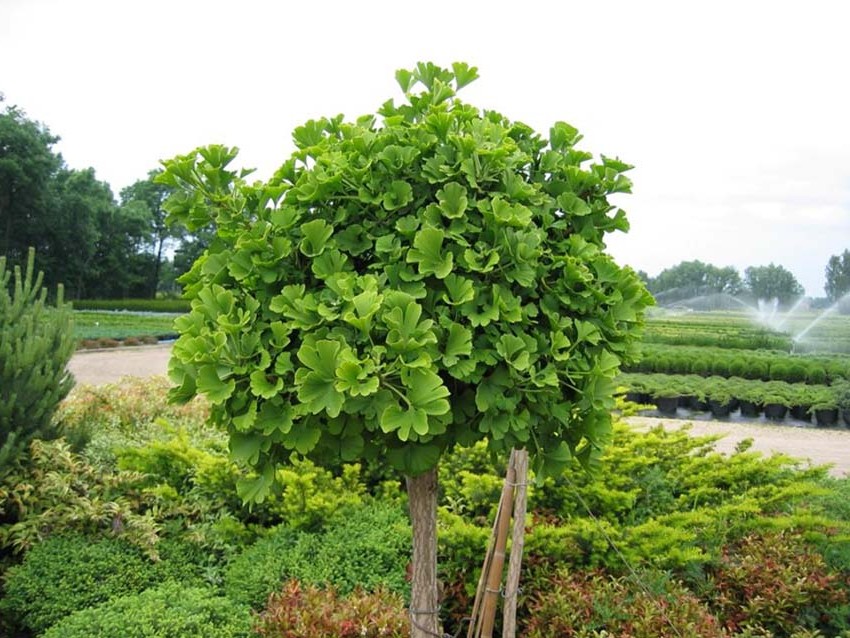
xmin=159 ymin=62 xmax=652 ymax=637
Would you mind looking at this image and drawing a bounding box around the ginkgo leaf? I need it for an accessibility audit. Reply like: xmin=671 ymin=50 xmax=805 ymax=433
xmin=404 ymin=368 xmax=451 ymax=416
xmin=295 ymin=340 xmax=346 ymax=417
xmin=443 ymin=322 xmax=472 ymax=366
xmin=197 ymin=365 xmax=235 ymax=404
xmin=311 ymin=249 xmax=350 ymax=279
xmin=436 ymin=182 xmax=468 ymax=219
xmin=407 ymin=227 xmax=453 ymax=279
xmin=441 ymin=274 xmax=475 ymax=305
xmin=250 ymin=370 xmax=284 ymax=399
xmin=380 ymin=404 xmax=429 ymax=441
xmin=383 ymin=180 xmax=413 ymax=211
xmin=299 ymin=219 xmax=334 ymax=257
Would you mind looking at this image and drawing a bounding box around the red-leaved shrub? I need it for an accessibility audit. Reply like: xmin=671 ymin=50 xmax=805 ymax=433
xmin=706 ymin=531 xmax=850 ymax=637
xmin=253 ymin=580 xmax=409 ymax=638
xmin=522 ymin=569 xmax=725 ymax=638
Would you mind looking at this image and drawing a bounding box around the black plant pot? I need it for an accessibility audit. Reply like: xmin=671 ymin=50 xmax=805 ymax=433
xmin=739 ymin=400 xmax=761 ymax=418
xmin=844 ymin=410 xmax=850 ymax=427
xmin=790 ymin=405 xmax=812 ymax=422
xmin=625 ymin=392 xmax=643 ymax=404
xmin=708 ymin=400 xmax=732 ymax=419
xmin=678 ymin=395 xmax=695 ymax=408
xmin=814 ymin=408 xmax=839 ymax=427
xmin=686 ymin=396 xmax=706 ymax=411
xmin=764 ymin=403 xmax=788 ymax=421
xmin=655 ymin=397 xmax=678 ymax=416
xmin=729 ymin=398 xmax=740 ymax=412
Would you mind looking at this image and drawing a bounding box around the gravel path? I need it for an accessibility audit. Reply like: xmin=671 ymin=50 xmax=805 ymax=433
xmin=68 ymin=345 xmax=850 ymax=477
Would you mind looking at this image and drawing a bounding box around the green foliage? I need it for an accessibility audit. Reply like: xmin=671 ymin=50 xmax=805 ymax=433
xmin=523 ymin=569 xmax=725 ymax=638
xmin=223 ymin=525 xmax=305 ymax=609
xmin=0 ymin=534 xmax=159 ymax=634
xmin=253 ymin=580 xmax=409 ymax=638
xmin=41 ymin=582 xmax=252 ymax=638
xmin=224 ymin=503 xmax=410 ymax=609
xmin=160 ymin=62 xmax=651 ymax=495
xmin=0 ymin=248 xmax=75 ymax=469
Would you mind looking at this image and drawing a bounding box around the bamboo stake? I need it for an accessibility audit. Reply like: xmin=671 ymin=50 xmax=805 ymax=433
xmin=502 ymin=449 xmax=528 ymax=638
xmin=477 ymin=451 xmax=517 ymax=638
xmin=466 ymin=494 xmax=503 ymax=638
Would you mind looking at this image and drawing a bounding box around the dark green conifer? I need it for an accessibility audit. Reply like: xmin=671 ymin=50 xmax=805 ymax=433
xmin=0 ymin=248 xmax=75 ymax=470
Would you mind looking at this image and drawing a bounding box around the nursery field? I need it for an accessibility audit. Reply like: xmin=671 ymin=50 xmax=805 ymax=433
xmin=1 ymin=378 xmax=850 ymax=638
xmin=621 ymin=310 xmax=850 ymax=429
xmin=72 ymin=310 xmax=179 ymax=344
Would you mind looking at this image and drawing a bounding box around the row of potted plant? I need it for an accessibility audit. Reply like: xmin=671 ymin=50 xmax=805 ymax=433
xmin=625 ymin=344 xmax=850 ymax=385
xmin=618 ymin=373 xmax=850 ymax=427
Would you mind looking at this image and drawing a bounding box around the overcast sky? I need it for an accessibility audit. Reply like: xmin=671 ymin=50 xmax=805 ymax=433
xmin=2 ymin=0 xmax=848 ymax=296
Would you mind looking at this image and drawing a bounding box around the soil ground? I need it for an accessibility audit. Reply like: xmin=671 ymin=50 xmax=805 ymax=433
xmin=68 ymin=344 xmax=850 ymax=478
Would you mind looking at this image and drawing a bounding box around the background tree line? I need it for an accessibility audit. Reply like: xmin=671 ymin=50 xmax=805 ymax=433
xmin=640 ymin=256 xmax=850 ymax=308
xmin=0 ymin=98 xmax=211 ymax=300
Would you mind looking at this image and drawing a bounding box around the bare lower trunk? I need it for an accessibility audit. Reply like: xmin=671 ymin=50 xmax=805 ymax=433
xmin=406 ymin=468 xmax=441 ymax=638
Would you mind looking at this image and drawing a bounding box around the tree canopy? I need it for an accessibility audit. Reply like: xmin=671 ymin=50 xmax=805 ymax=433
xmin=825 ymin=250 xmax=850 ymax=302
xmin=743 ymin=263 xmax=804 ymax=305
xmin=647 ymin=260 xmax=741 ymax=302
xmin=160 ymin=61 xmax=652 ymax=496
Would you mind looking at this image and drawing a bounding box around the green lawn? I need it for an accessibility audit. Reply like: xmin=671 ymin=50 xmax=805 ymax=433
xmin=73 ymin=310 xmax=179 ymax=341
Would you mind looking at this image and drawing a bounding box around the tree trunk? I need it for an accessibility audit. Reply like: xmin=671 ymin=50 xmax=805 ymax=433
xmin=406 ymin=468 xmax=441 ymax=638
xmin=151 ymin=235 xmax=164 ymax=299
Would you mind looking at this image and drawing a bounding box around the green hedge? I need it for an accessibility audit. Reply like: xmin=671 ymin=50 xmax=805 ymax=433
xmin=1 ymin=534 xmax=159 ymax=634
xmin=224 ymin=503 xmax=410 ymax=609
xmin=42 ymin=582 xmax=252 ymax=638
xmin=72 ymin=298 xmax=191 ymax=313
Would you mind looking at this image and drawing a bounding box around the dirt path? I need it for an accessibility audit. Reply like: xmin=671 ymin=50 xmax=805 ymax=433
xmin=626 ymin=416 xmax=850 ymax=478
xmin=68 ymin=345 xmax=850 ymax=478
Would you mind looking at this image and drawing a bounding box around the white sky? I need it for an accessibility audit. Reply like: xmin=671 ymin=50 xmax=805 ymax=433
xmin=2 ymin=0 xmax=848 ymax=296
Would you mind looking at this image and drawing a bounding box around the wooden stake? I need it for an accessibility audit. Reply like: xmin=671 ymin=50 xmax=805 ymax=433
xmin=478 ymin=450 xmax=516 ymax=638
xmin=502 ymin=449 xmax=528 ymax=638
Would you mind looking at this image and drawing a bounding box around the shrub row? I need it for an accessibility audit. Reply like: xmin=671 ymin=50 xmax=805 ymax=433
xmin=643 ymin=318 xmax=792 ymax=351
xmin=619 ymin=373 xmax=850 ymax=423
xmin=628 ymin=344 xmax=850 ymax=384
xmin=72 ymin=298 xmax=191 ymax=313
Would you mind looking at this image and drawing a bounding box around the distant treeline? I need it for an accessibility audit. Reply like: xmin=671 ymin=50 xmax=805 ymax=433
xmin=639 ymin=257 xmax=850 ymax=306
xmin=0 ymin=99 xmax=212 ymax=300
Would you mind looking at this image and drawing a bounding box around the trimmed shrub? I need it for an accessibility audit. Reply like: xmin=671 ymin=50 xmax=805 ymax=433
xmin=1 ymin=534 xmax=158 ymax=634
xmin=223 ymin=526 xmax=305 ymax=608
xmin=253 ymin=580 xmax=409 ymax=638
xmin=225 ymin=503 xmax=410 ymax=609
xmin=41 ymin=582 xmax=252 ymax=638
